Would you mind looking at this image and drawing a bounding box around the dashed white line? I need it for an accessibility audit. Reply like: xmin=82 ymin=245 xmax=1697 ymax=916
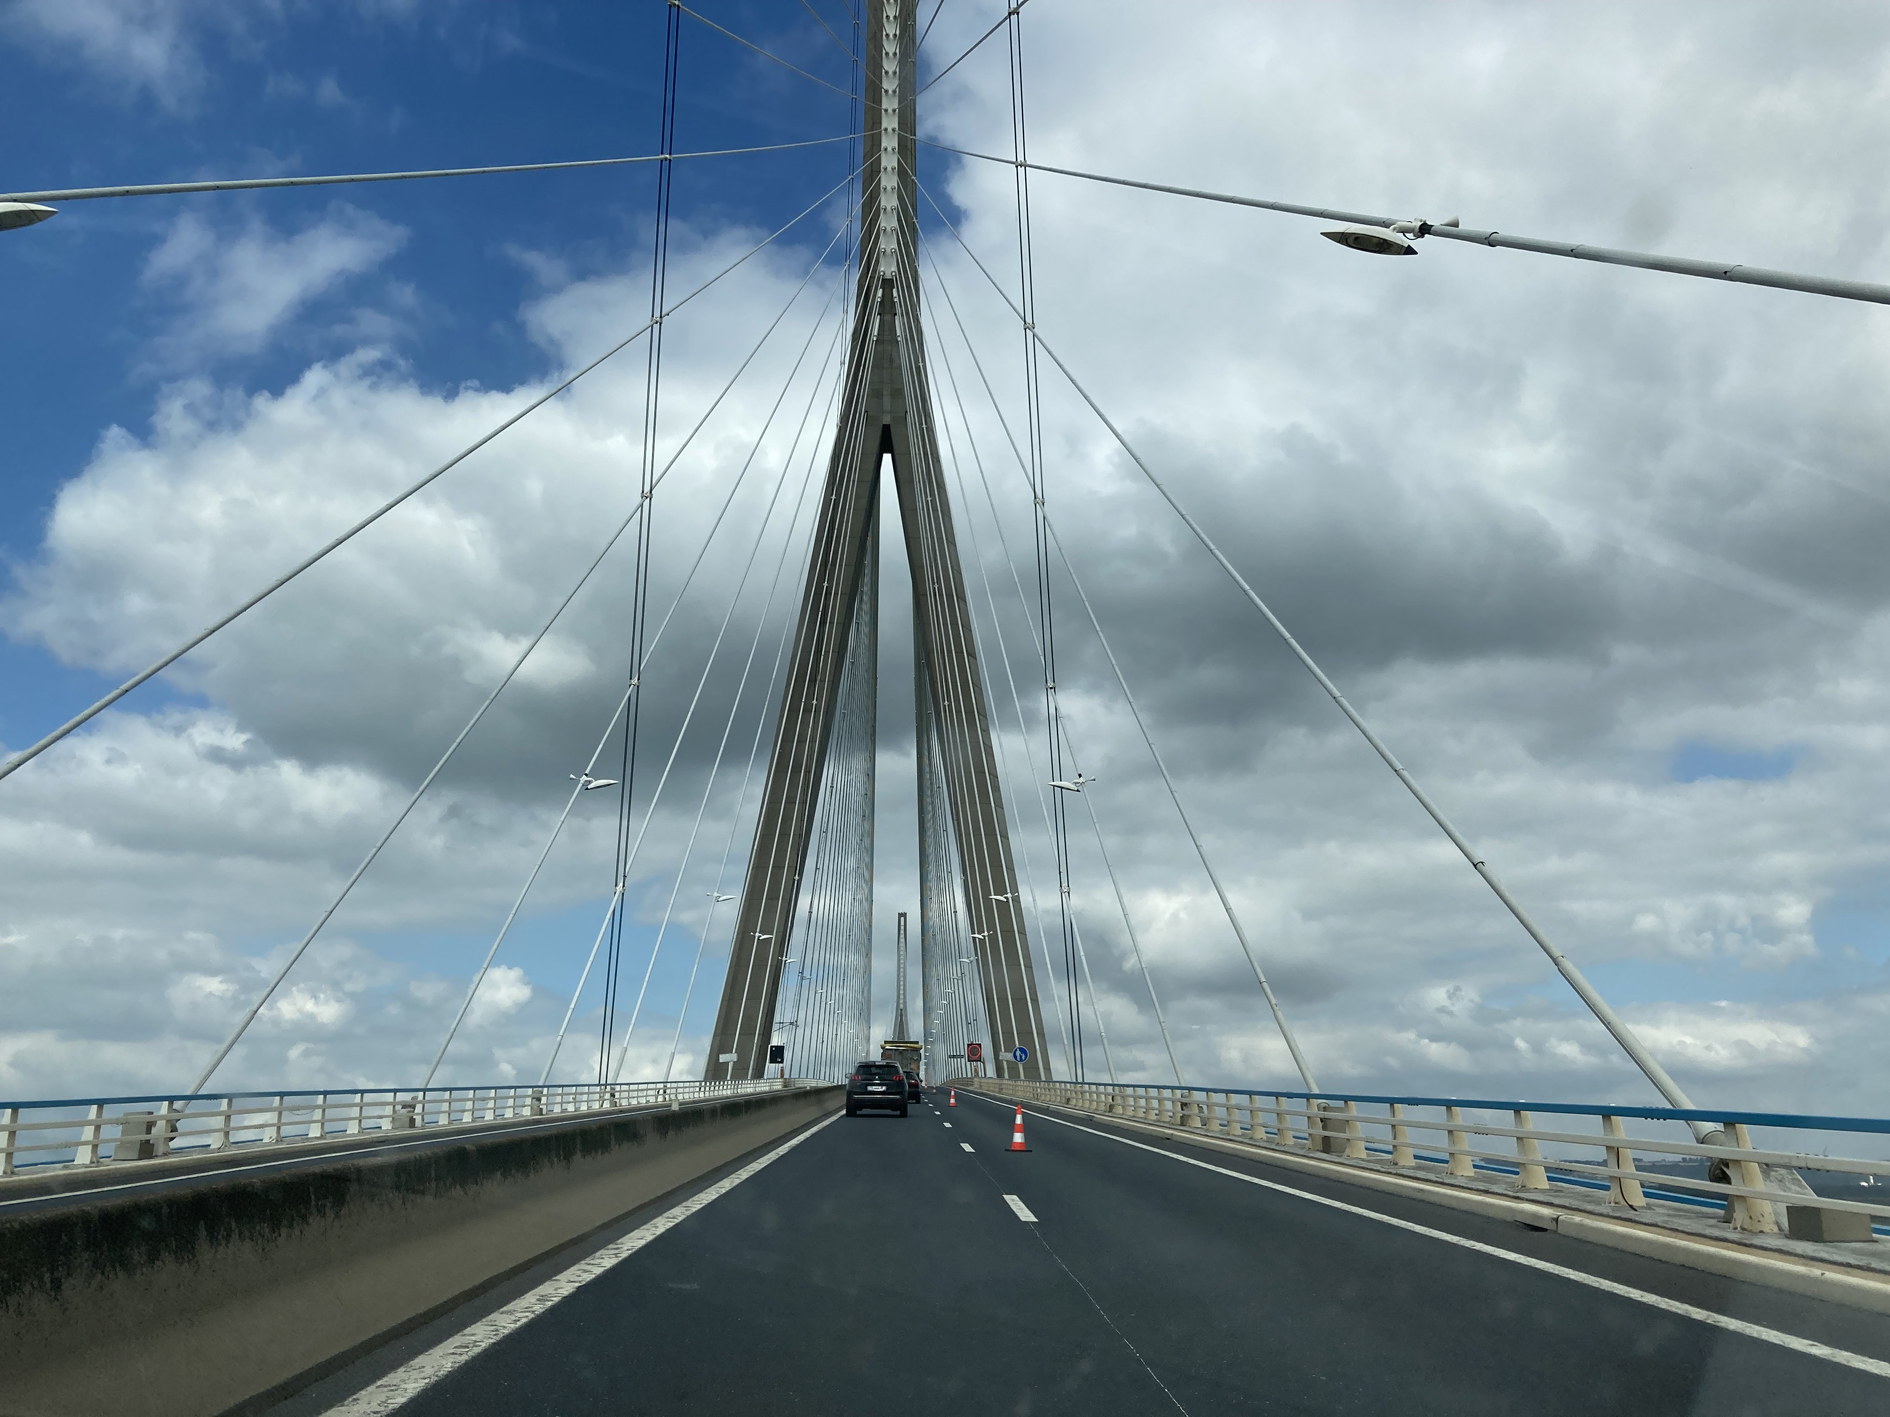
xmin=942 ymin=1122 xmax=952 ymax=1128
xmin=322 ymin=1112 xmax=842 ymax=1413
xmin=960 ymin=1142 xmax=975 ymax=1152
xmin=1003 ymin=1193 xmax=1038 ymax=1222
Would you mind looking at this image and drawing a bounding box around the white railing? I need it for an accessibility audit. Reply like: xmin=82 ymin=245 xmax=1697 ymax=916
xmin=0 ymin=1077 xmax=808 ymax=1177
xmin=967 ymin=1078 xmax=1890 ymax=1240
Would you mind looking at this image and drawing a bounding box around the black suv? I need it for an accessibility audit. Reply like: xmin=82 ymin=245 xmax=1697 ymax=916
xmin=845 ymin=1061 xmax=909 ymax=1116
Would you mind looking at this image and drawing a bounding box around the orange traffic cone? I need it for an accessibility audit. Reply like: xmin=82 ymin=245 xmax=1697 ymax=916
xmin=949 ymin=1089 xmax=957 ymax=1107
xmin=1009 ymin=1104 xmax=1029 ymax=1152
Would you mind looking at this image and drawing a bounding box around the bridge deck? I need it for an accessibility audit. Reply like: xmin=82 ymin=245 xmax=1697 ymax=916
xmin=282 ymin=1092 xmax=1890 ymax=1415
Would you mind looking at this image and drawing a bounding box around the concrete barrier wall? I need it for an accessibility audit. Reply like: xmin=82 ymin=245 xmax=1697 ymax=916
xmin=0 ymin=1084 xmax=842 ymax=1417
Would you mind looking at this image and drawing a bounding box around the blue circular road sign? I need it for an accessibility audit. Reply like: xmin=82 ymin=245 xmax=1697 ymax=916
xmin=1011 ymin=1045 xmax=1029 ymax=1063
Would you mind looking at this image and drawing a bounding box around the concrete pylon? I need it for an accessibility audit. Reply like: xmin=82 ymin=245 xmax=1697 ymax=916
xmin=892 ymin=912 xmax=911 ymax=1041
xmin=705 ymin=0 xmax=1050 ymax=1082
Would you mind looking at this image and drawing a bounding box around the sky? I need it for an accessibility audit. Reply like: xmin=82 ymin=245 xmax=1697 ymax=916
xmin=4 ymin=2 xmax=1890 ymax=1128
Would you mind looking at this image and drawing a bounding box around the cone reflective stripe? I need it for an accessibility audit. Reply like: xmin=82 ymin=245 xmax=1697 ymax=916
xmin=949 ymin=1089 xmax=957 ymax=1107
xmin=1009 ymin=1104 xmax=1028 ymax=1152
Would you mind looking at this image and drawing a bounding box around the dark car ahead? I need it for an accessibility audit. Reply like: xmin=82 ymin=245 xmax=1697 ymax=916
xmin=902 ymin=1069 xmax=925 ymax=1103
xmin=845 ymin=1061 xmax=908 ymax=1116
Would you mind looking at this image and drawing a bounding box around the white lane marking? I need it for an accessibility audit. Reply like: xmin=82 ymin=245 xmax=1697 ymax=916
xmin=942 ymin=1122 xmax=952 ymax=1127
xmin=323 ymin=1112 xmax=842 ymax=1414
xmin=960 ymin=1142 xmax=975 ymax=1153
xmin=992 ymin=1098 xmax=1890 ymax=1382
xmin=1003 ymin=1193 xmax=1038 ymax=1222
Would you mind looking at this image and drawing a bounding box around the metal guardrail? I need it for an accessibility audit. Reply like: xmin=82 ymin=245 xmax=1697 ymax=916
xmin=969 ymin=1078 xmax=1890 ymax=1241
xmin=0 ymin=1078 xmax=806 ymax=1177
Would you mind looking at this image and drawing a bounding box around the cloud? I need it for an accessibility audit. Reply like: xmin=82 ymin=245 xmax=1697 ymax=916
xmin=138 ymin=205 xmax=408 ymax=368
xmin=2 ymin=0 xmax=212 ymax=110
xmin=8 ymin=1 xmax=1890 ymax=1123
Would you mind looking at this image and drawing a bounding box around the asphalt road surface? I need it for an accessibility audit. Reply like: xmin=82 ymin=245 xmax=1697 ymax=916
xmin=286 ymin=1089 xmax=1890 ymax=1415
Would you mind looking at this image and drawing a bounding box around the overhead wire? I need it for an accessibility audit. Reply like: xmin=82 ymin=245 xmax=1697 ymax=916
xmin=0 ymin=163 xmax=863 ymax=788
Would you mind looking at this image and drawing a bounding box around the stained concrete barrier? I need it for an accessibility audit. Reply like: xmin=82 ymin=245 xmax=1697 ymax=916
xmin=0 ymin=1084 xmax=841 ymax=1417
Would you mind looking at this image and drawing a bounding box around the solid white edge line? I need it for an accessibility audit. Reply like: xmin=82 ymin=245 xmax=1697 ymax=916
xmin=1004 ymin=1193 xmax=1038 ymax=1222
xmin=323 ymin=1111 xmax=843 ymax=1414
xmin=970 ymin=1095 xmax=1890 ymax=1382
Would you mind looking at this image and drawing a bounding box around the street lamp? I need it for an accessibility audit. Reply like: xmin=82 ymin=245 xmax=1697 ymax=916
xmin=1319 ymin=216 xmax=1457 ymax=256
xmin=0 ymin=202 xmax=56 ymax=232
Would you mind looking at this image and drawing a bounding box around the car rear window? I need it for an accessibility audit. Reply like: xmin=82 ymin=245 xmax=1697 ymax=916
xmin=858 ymin=1063 xmax=900 ymax=1076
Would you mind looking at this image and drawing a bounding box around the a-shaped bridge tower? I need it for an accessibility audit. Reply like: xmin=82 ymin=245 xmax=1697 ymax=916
xmin=705 ymin=0 xmax=1051 ymax=1082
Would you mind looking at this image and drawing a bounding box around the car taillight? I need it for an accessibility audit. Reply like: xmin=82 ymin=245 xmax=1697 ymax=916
xmin=849 ymin=1073 xmax=861 ymax=1082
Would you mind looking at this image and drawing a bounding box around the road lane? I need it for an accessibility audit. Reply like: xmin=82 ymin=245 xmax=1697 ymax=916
xmin=344 ymin=1095 xmax=1181 ymax=1414
xmin=297 ymin=1089 xmax=1890 ymax=1415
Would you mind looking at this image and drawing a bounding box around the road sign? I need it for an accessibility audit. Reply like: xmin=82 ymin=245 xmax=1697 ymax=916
xmin=965 ymin=1042 xmax=983 ymax=1062
xmin=1011 ymin=1045 xmax=1030 ymax=1064
xmin=767 ymin=1045 xmax=785 ymax=1064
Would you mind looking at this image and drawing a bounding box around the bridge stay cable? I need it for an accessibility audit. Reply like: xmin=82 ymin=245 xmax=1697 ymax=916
xmin=919 ymin=240 xmax=1288 ymax=1086
xmin=602 ymin=8 xmax=686 ymax=1086
xmin=931 ymin=391 xmax=1077 ymax=1079
xmin=914 ymin=0 xmax=1034 ymax=99
xmin=799 ymin=0 xmax=866 ymax=69
xmin=915 ymin=176 xmax=1718 ymax=1128
xmin=676 ymin=3 xmax=856 ymax=100
xmin=1001 ymin=0 xmax=1084 ymax=1080
xmin=0 ymin=163 xmax=863 ymax=790
xmin=426 ymin=272 xmax=849 ymax=1089
xmin=605 ymin=297 xmax=855 ymax=1085
xmin=197 ymin=194 xmax=858 ymax=1095
xmin=919 ymin=139 xmax=1890 ymax=308
xmin=544 ymin=310 xmax=846 ymax=1086
xmin=922 ymin=297 xmax=1119 ymax=1083
xmin=662 ymin=328 xmax=850 ymax=1083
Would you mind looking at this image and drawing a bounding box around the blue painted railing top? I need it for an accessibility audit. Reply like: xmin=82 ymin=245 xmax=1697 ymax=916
xmin=1045 ymin=1081 xmax=1890 ymax=1135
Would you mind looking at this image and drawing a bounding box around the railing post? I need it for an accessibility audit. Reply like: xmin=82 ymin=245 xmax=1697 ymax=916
xmin=1342 ymin=1101 xmax=1366 ymax=1158
xmin=1274 ymin=1097 xmax=1293 ymax=1148
xmin=313 ymin=1094 xmax=329 ymax=1140
xmin=0 ymin=1106 xmax=16 ymax=1176
xmin=348 ymin=1092 xmax=365 ymax=1135
xmin=1512 ymin=1110 xmax=1549 ymax=1189
xmin=263 ymin=1097 xmax=284 ymax=1144
xmin=1390 ymin=1103 xmax=1415 ymax=1167
xmin=1601 ymin=1115 xmax=1645 ymax=1208
xmin=153 ymin=1099 xmax=178 ymax=1158
xmin=1724 ymin=1122 xmax=1781 ymax=1234
xmin=1445 ymin=1106 xmax=1474 ymax=1176
xmin=75 ymin=1104 xmax=105 ymax=1165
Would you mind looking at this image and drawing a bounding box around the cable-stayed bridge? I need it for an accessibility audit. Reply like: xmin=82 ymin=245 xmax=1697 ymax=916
xmin=4 ymin=3 xmax=1890 ymax=1413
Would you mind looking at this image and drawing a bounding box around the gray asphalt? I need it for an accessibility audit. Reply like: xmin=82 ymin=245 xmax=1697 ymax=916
xmin=300 ymin=1089 xmax=1890 ymax=1415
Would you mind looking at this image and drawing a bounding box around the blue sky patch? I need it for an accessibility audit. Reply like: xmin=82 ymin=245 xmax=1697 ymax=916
xmin=1670 ymin=741 xmax=1798 ymax=784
